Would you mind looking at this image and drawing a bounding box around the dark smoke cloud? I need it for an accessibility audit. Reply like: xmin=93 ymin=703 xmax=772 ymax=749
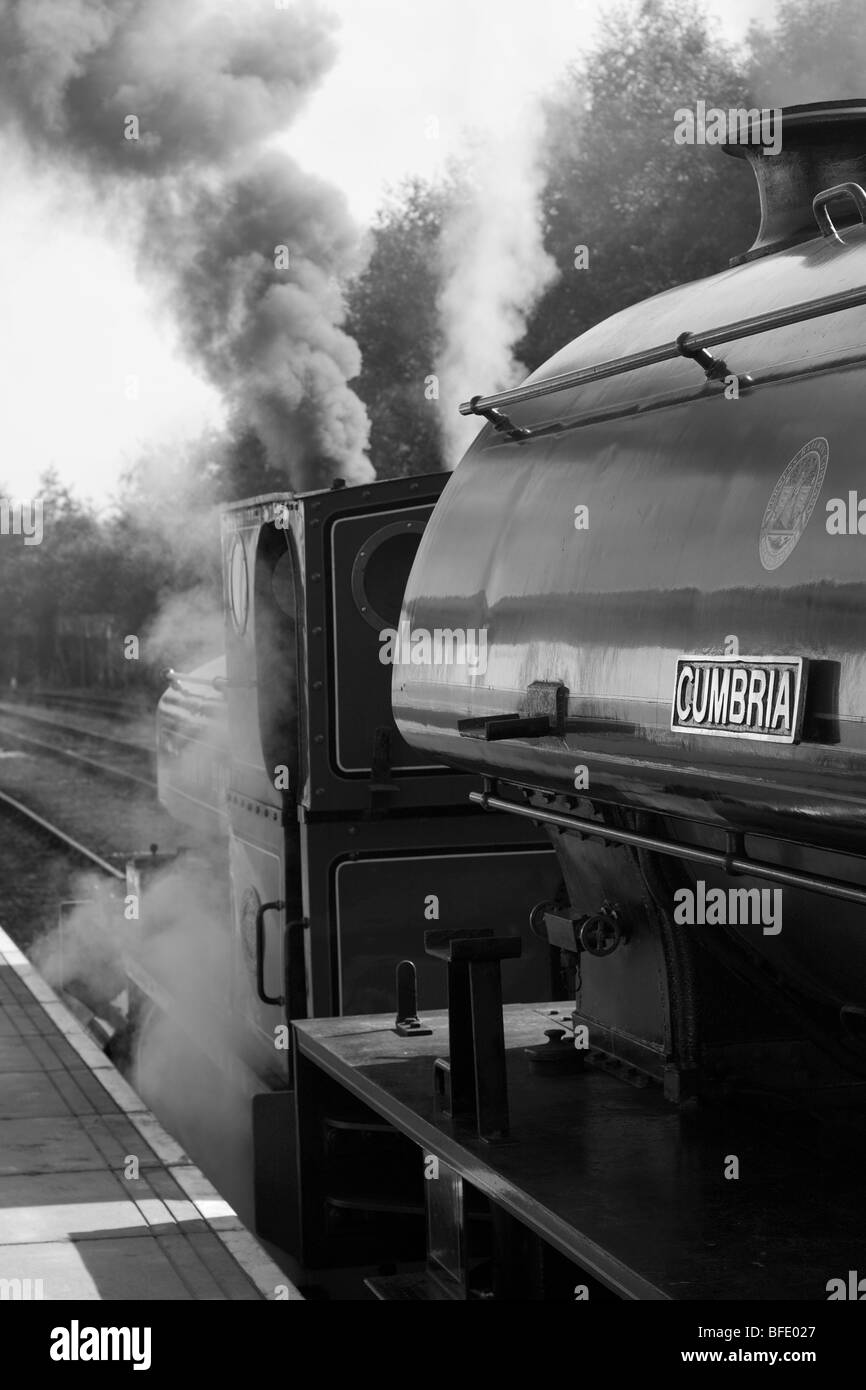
xmin=150 ymin=152 xmax=370 ymax=488
xmin=0 ymin=0 xmax=373 ymax=487
xmin=0 ymin=0 xmax=337 ymax=170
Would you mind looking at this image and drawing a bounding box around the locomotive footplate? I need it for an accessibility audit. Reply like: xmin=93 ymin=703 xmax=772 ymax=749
xmin=292 ymin=1005 xmax=865 ymax=1300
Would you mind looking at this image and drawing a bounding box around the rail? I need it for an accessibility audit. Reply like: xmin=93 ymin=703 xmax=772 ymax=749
xmin=0 ymin=788 xmax=125 ymax=880
xmin=459 ymin=283 xmax=866 ymax=419
xmin=470 ymin=790 xmax=866 ymax=907
xmin=0 ymin=716 xmax=156 ymax=790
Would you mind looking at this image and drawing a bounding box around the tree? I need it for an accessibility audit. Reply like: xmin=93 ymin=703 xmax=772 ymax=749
xmin=519 ymin=0 xmax=759 ymax=368
xmin=747 ymin=0 xmax=866 ymax=106
xmin=345 ymin=2 xmax=763 ymax=455
xmin=345 ymin=177 xmax=459 ymax=478
xmin=0 ymin=471 xmax=113 ymax=685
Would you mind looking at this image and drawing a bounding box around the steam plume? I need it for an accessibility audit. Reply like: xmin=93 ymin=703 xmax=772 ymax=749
xmin=0 ymin=0 xmax=373 ymax=488
xmin=435 ymin=102 xmax=557 ymax=466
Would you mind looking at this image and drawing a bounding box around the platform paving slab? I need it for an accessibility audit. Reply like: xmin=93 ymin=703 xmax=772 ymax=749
xmin=0 ymin=1115 xmax=107 ymax=1175
xmin=0 ymin=1169 xmax=150 ymax=1244
xmin=0 ymin=929 xmax=301 ymax=1300
xmin=0 ymin=1236 xmax=196 ymax=1300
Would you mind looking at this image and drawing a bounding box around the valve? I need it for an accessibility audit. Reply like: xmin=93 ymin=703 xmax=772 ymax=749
xmin=579 ymin=904 xmax=623 ymax=957
xmin=531 ymin=899 xmax=625 ymax=956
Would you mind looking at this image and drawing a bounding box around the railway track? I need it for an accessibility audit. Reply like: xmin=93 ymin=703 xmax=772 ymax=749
xmin=0 ymin=697 xmax=151 ymax=748
xmin=3 ymin=689 xmax=154 ymax=723
xmin=0 ymin=706 xmax=156 ymax=790
xmin=0 ymin=786 xmax=125 ymax=879
xmin=0 ymin=705 xmax=175 ymax=919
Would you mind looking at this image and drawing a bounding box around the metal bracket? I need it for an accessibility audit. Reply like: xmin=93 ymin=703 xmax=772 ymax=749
xmin=530 ymin=900 xmax=625 ymax=957
xmin=523 ymin=679 xmax=569 ymax=735
xmin=465 ymin=395 xmax=530 ymax=440
xmin=425 ymin=928 xmax=521 ymax=1141
xmin=529 ymin=902 xmax=583 ymax=953
xmin=394 ymin=960 xmax=432 ymax=1036
xmin=458 ymin=713 xmax=553 ymax=741
xmin=459 ymin=680 xmax=569 ymax=742
xmin=676 ymin=332 xmax=753 ymax=389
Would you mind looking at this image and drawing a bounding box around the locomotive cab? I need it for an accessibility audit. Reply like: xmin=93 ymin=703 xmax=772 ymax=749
xmin=213 ymin=478 xmax=560 ymax=1089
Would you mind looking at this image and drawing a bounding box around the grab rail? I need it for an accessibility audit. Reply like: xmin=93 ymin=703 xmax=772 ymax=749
xmin=459 ymin=283 xmax=866 ymax=419
xmin=470 ymin=789 xmax=866 ymax=907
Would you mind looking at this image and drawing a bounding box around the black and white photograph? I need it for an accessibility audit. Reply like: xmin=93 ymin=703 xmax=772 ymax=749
xmin=0 ymin=0 xmax=865 ymax=1352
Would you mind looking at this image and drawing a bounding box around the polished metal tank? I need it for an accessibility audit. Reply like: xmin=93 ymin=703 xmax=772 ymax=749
xmin=394 ymin=103 xmax=866 ymax=1053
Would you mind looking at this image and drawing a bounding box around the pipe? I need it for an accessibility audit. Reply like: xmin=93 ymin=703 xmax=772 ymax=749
xmin=469 ymin=791 xmax=866 ymax=906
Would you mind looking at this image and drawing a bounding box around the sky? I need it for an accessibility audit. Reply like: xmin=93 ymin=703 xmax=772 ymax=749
xmin=0 ymin=0 xmax=774 ymax=505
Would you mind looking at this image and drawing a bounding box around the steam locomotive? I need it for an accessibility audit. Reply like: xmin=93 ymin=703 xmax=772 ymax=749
xmin=154 ymin=102 xmax=866 ymax=1299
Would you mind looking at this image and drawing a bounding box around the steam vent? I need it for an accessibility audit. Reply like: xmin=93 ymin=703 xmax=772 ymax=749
xmin=724 ymin=98 xmax=866 ymax=259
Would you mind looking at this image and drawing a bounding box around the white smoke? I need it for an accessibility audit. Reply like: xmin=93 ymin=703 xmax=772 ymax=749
xmin=143 ymin=586 xmax=225 ymax=675
xmin=31 ymin=853 xmax=268 ymax=1227
xmin=435 ymin=100 xmax=557 ymax=467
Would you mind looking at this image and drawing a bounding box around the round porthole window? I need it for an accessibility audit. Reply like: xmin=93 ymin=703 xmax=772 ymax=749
xmin=350 ymin=519 xmax=424 ymax=632
xmin=228 ymin=534 xmax=249 ymax=635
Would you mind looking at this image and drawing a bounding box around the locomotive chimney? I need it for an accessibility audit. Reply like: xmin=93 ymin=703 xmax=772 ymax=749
xmin=724 ymin=99 xmax=866 ymax=263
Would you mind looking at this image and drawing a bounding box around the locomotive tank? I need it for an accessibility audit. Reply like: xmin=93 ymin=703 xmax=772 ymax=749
xmin=393 ymin=103 xmax=866 ymax=1096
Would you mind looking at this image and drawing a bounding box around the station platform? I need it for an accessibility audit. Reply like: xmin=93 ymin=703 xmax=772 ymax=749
xmin=0 ymin=925 xmax=301 ymax=1301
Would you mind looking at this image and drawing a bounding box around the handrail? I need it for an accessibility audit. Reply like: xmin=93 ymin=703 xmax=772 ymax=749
xmin=470 ymin=790 xmax=866 ymax=907
xmin=459 ymin=283 xmax=866 ymax=418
